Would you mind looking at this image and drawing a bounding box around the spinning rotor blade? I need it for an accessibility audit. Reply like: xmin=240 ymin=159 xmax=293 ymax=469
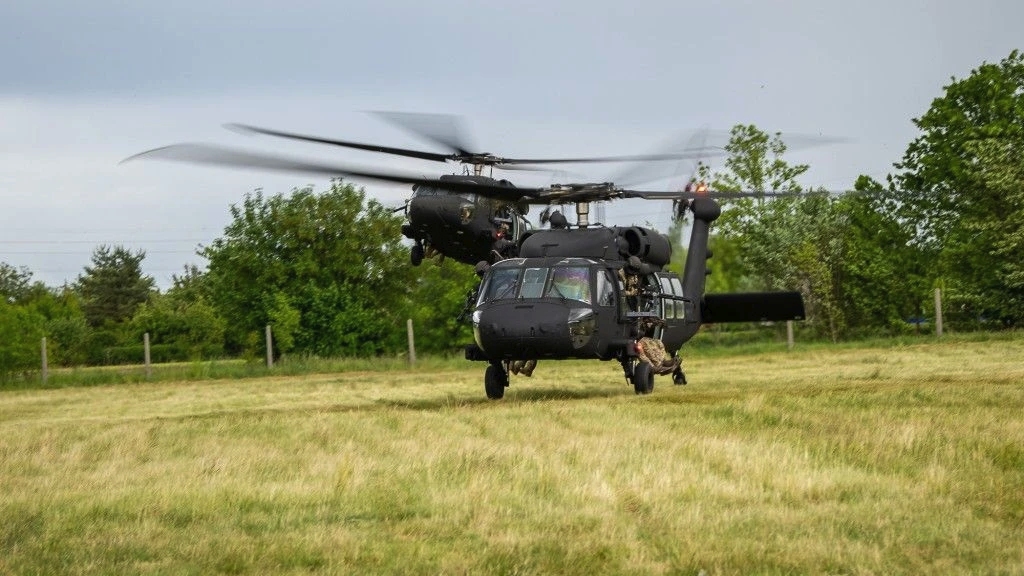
xmin=120 ymin=143 xmax=542 ymax=199
xmin=226 ymin=123 xmax=452 ymax=163
xmin=521 ymin=182 xmax=859 ymax=205
xmin=621 ymin=189 xmax=814 ymax=201
xmin=496 ymin=150 xmax=721 ymax=166
xmin=607 ymin=129 xmax=850 ymax=188
xmin=608 ymin=126 xmax=718 ymax=188
xmin=369 ymin=111 xmax=727 ymax=167
xmin=368 ymin=111 xmax=477 ymax=157
xmin=122 ymin=143 xmax=857 ymax=209
xmin=227 ymin=113 xmax=748 ymax=171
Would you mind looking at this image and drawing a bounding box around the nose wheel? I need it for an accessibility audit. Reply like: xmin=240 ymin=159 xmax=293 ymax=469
xmin=410 ymin=242 xmax=425 ymax=266
xmin=484 ymin=363 xmax=508 ymax=399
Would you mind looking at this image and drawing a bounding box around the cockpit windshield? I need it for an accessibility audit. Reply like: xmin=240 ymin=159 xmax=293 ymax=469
xmin=546 ymin=266 xmax=591 ymax=302
xmin=480 ymin=268 xmax=520 ymax=303
xmin=477 ymin=264 xmax=593 ymax=305
xmin=412 ymin=185 xmax=476 ymax=203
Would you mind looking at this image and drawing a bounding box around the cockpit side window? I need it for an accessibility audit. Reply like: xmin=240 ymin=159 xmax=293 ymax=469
xmin=545 ymin=266 xmax=591 ymax=303
xmin=596 ymin=269 xmax=616 ymax=306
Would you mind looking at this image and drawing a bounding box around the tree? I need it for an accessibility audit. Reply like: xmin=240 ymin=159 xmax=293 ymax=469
xmin=24 ymin=285 xmax=91 ymax=366
xmin=0 ymin=263 xmax=34 ymax=303
xmin=714 ymin=125 xmax=810 ymax=194
xmin=75 ymin=245 xmax=155 ymax=328
xmin=124 ymin=266 xmax=224 ymax=360
xmin=169 ymin=264 xmax=213 ymax=303
xmin=834 ymin=177 xmax=931 ymax=334
xmin=706 ymin=125 xmax=848 ymax=340
xmin=707 ymin=125 xmax=810 ymax=289
xmin=891 ymin=49 xmax=1024 ymax=325
xmin=406 ymin=262 xmax=478 ymax=355
xmin=0 ymin=299 xmax=44 ymax=381
xmin=124 ymin=264 xmax=228 ymax=360
xmin=201 ymin=181 xmax=415 ymax=357
xmin=952 ymin=138 xmax=1024 ymax=323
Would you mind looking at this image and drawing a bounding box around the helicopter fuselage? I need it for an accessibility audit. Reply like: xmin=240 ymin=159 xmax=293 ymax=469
xmin=468 ymin=256 xmax=694 ymax=363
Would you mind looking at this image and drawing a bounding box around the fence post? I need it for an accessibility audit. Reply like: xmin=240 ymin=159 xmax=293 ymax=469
xmin=406 ymin=318 xmax=416 ymax=367
xmin=786 ymin=320 xmax=794 ymax=350
xmin=144 ymin=332 xmax=152 ymax=379
xmin=934 ymin=288 xmax=943 ymax=337
xmin=41 ymin=337 xmax=48 ymax=385
xmin=265 ymin=324 xmax=274 ymax=368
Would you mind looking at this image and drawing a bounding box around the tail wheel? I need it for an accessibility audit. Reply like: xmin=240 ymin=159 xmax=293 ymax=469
xmin=485 ymin=363 xmax=508 ymax=399
xmin=632 ymin=361 xmax=654 ymax=395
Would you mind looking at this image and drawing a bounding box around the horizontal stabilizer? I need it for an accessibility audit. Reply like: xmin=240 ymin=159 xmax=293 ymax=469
xmin=701 ymin=292 xmax=805 ymax=323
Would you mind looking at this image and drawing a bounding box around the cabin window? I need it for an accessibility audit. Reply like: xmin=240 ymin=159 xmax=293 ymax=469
xmin=546 ymin=266 xmax=591 ymax=303
xmin=670 ymin=277 xmax=685 ymax=319
xmin=660 ymin=276 xmax=674 ymax=319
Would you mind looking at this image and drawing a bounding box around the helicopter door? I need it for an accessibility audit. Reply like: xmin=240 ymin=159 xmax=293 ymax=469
xmin=656 ymin=273 xmax=691 ymax=348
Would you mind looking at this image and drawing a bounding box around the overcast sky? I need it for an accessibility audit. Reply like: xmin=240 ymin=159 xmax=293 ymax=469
xmin=1 ymin=0 xmax=1021 ymax=289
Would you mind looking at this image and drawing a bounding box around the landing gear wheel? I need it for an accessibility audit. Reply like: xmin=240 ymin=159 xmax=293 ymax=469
xmin=632 ymin=361 xmax=654 ymax=395
xmin=484 ymin=363 xmax=508 ymax=399
xmin=410 ymin=243 xmax=425 ymax=266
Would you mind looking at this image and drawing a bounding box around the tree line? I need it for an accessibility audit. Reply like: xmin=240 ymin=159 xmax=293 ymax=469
xmin=2 ymin=50 xmax=1022 ymax=379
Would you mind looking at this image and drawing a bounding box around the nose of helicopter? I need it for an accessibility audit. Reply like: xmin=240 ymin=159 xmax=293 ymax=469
xmin=408 ymin=194 xmax=470 ymax=229
xmin=473 ymin=302 xmax=586 ymax=359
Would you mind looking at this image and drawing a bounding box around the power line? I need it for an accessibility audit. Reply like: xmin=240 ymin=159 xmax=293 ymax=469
xmin=2 ymin=250 xmax=197 ymax=255
xmin=0 ymin=239 xmax=209 ymax=244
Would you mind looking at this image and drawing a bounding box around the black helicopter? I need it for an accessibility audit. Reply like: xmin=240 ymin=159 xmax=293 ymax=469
xmin=460 ymin=191 xmax=805 ymax=398
xmin=124 ymin=112 xmax=720 ymax=266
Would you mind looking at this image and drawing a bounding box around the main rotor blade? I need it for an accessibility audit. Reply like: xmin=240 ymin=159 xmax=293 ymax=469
xmin=368 ymin=111 xmax=477 ymax=157
xmin=497 ymin=150 xmax=721 ymax=165
xmin=364 ymin=111 xmax=723 ymax=167
xmin=225 ymin=123 xmax=452 ymax=163
xmin=620 ymin=188 xmax=850 ymax=201
xmin=120 ymin=143 xmax=544 ymax=199
xmin=607 ymin=129 xmax=850 ymax=188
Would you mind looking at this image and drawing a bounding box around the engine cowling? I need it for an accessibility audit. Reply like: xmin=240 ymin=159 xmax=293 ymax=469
xmin=616 ymin=226 xmax=671 ymax=267
xmin=517 ymin=226 xmax=672 ymax=268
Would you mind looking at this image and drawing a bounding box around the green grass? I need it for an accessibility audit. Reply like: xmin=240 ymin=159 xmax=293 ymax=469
xmin=4 ymin=353 xmax=470 ymax=390
xmin=2 ymin=335 xmax=1023 ymax=574
xmin=10 ymin=329 xmax=1019 ymax=391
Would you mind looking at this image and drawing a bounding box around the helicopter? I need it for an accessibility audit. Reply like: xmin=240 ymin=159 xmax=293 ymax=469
xmin=124 ymin=112 xmax=722 ymax=266
xmin=460 ymin=192 xmax=805 ymax=398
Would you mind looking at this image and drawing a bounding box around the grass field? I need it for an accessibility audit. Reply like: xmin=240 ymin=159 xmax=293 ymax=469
xmin=2 ymin=335 xmax=1023 ymax=574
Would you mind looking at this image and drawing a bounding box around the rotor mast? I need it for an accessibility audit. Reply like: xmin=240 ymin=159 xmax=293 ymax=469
xmin=575 ymin=201 xmax=590 ymax=228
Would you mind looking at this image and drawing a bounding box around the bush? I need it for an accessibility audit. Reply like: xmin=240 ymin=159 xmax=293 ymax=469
xmin=89 ymin=343 xmax=225 ymax=365
xmin=0 ymin=301 xmax=45 ymax=381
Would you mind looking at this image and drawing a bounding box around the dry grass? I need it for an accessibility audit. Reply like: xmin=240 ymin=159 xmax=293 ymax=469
xmin=1 ymin=336 xmax=1023 ymax=574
